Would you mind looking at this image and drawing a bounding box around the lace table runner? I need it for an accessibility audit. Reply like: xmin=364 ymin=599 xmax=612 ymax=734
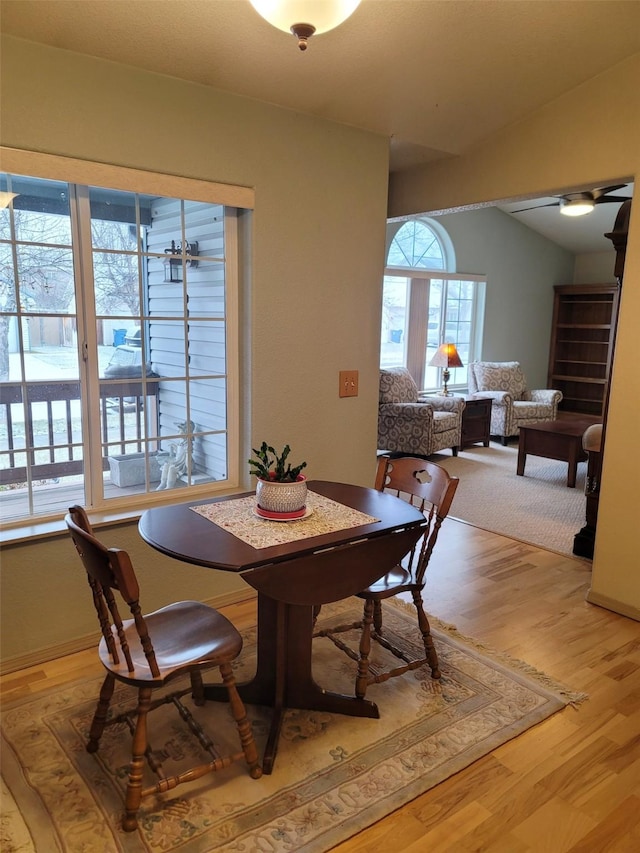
xmin=191 ymin=490 xmax=380 ymax=549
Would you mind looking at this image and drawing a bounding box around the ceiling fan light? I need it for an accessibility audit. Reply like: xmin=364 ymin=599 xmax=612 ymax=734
xmin=249 ymin=1 xmax=361 ymax=49
xmin=559 ymin=199 xmax=595 ymax=217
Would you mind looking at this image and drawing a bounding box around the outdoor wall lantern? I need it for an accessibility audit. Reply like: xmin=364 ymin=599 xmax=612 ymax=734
xmin=163 ymin=240 xmax=199 ymax=282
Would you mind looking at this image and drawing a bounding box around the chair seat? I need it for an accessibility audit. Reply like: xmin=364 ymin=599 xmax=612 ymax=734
xmin=314 ymin=457 xmax=458 ymax=699
xmin=99 ymin=600 xmax=243 ymax=682
xmin=433 ymin=411 xmax=459 ymax=434
xmin=66 ymin=504 xmax=261 ymax=833
xmin=378 ymin=368 xmax=464 ymax=456
xmin=357 ymin=564 xmax=415 ymax=597
xmin=467 ymin=361 xmax=562 ymax=441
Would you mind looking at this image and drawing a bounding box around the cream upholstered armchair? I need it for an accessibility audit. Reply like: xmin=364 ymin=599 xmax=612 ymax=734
xmin=378 ymin=368 xmax=465 ymax=457
xmin=467 ymin=361 xmax=562 ymax=445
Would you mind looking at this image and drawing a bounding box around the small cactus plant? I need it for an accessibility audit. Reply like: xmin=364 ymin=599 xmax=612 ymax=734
xmin=248 ymin=442 xmax=307 ymax=483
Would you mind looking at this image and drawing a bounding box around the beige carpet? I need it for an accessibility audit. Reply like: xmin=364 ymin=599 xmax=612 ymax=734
xmin=431 ymin=443 xmax=588 ymax=557
xmin=1 ymin=599 xmax=585 ymax=853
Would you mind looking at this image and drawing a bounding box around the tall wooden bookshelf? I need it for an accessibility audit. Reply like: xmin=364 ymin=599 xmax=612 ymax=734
xmin=548 ymin=284 xmax=620 ymax=417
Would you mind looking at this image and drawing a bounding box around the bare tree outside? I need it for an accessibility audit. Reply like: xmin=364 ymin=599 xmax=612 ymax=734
xmin=91 ymin=220 xmax=140 ymax=318
xmin=0 ymin=210 xmax=145 ymax=381
xmin=0 ymin=210 xmax=75 ymax=380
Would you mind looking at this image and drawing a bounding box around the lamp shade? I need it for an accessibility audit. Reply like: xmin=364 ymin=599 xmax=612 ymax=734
xmin=429 ymin=343 xmax=464 ymax=368
xmin=249 ymin=1 xmax=361 ymax=49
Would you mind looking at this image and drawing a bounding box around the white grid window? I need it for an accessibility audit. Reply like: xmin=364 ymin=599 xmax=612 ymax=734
xmin=382 ymin=221 xmax=485 ymax=391
xmin=0 ymin=164 xmax=245 ymax=526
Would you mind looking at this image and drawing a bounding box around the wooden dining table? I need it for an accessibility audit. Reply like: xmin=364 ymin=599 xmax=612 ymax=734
xmin=138 ymin=479 xmax=426 ymax=773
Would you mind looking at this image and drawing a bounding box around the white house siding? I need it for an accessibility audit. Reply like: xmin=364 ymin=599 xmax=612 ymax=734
xmin=146 ymin=198 xmax=228 ymax=481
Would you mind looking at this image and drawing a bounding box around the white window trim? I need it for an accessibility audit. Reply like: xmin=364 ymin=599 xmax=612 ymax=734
xmin=1 ymin=148 xmax=255 ymax=210
xmin=383 ymin=268 xmax=486 ymax=393
xmin=1 ymin=147 xmax=251 ymax=540
xmin=386 ymin=217 xmax=456 ymax=273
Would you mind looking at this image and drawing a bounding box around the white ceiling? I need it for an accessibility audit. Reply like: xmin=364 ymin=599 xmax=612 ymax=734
xmin=2 ymin=0 xmax=638 ymax=254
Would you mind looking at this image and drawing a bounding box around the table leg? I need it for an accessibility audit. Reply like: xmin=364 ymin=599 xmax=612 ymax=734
xmin=261 ymin=600 xmax=287 ymax=774
xmin=517 ymin=435 xmax=527 ymax=477
xmin=567 ymin=440 xmax=578 ymax=488
xmin=203 ymin=594 xmax=379 ymax=774
xmin=282 ymin=603 xmax=379 ymax=716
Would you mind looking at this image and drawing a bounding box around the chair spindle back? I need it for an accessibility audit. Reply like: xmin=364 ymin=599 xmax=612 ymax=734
xmin=375 ymin=456 xmax=458 ymax=585
xmin=66 ymin=504 xmax=160 ymax=678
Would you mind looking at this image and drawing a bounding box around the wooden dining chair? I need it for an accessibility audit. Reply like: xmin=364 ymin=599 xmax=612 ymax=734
xmin=314 ymin=456 xmax=458 ymax=699
xmin=65 ymin=505 xmax=262 ymax=832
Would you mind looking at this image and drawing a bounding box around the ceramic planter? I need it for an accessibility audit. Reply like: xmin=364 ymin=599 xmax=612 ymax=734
xmin=255 ymin=474 xmax=307 ymax=513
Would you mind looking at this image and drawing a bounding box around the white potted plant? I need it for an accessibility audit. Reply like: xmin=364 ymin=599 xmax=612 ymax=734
xmin=248 ymin=442 xmax=307 ymax=516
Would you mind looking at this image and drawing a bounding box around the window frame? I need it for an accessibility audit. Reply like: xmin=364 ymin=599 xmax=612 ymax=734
xmin=383 ymin=218 xmax=485 ymax=392
xmin=386 ymin=218 xmax=455 ymax=271
xmin=382 ymin=268 xmax=486 ymax=393
xmin=0 ymin=147 xmax=253 ymax=535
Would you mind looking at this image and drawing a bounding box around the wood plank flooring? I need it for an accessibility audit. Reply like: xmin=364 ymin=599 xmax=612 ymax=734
xmin=2 ymin=519 xmax=639 ymax=851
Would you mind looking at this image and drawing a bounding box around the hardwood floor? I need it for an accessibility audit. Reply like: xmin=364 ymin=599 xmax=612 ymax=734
xmin=2 ymin=519 xmax=639 ymax=851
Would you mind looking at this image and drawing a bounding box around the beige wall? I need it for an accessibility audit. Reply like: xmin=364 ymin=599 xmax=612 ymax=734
xmin=2 ymin=39 xmax=637 ymax=671
xmin=573 ymin=252 xmax=618 ymax=285
xmin=1 ymin=523 xmax=240 ymax=664
xmin=0 ymin=37 xmax=390 ymax=668
xmin=389 ymin=54 xmax=640 ymax=620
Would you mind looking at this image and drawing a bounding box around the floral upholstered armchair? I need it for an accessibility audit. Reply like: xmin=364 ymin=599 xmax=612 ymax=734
xmin=378 ymin=368 xmax=465 ymax=457
xmin=467 ymin=361 xmax=562 ymax=445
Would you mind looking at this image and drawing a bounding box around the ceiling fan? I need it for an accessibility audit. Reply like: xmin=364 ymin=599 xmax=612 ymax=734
xmin=513 ymin=184 xmax=632 ymax=217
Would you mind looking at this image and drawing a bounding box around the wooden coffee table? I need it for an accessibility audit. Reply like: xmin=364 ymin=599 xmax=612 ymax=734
xmin=517 ymin=419 xmax=594 ymax=488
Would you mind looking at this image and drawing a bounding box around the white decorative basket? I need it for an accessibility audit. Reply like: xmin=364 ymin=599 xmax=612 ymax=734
xmin=255 ymin=475 xmax=308 ymax=513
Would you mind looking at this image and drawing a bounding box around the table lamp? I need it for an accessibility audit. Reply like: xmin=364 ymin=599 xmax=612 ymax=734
xmin=429 ymin=343 xmax=463 ymax=396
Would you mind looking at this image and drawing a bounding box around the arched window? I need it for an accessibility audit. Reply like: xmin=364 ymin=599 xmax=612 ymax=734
xmin=387 ymin=220 xmax=449 ymax=270
xmin=382 ymin=219 xmax=484 ymax=392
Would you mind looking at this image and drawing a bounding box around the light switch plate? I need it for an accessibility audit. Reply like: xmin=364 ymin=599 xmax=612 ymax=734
xmin=339 ymin=370 xmax=359 ymax=398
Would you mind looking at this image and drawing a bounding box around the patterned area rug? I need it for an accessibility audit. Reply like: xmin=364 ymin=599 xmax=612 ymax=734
xmin=1 ymin=600 xmax=585 ymax=853
xmin=431 ymin=443 xmax=588 ymax=557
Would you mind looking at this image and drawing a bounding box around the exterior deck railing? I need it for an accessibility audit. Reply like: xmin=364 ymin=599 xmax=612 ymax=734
xmin=0 ymin=379 xmax=160 ymax=486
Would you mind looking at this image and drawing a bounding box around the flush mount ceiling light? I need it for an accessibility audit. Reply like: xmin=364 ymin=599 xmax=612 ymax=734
xmin=559 ymin=196 xmax=596 ymax=217
xmin=249 ymin=1 xmax=362 ymax=50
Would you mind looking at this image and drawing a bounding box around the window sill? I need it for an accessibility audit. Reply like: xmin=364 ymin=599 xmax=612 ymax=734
xmin=0 ymin=485 xmax=247 ymax=546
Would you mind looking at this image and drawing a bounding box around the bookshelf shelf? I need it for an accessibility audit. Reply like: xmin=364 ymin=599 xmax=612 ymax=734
xmin=548 ymin=284 xmax=619 ymax=417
